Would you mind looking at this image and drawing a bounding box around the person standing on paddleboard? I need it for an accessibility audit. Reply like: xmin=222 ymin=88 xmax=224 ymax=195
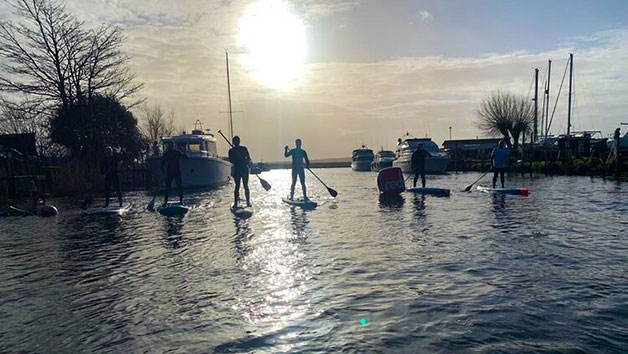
xmin=285 ymin=139 xmax=310 ymax=200
xmin=161 ymin=142 xmax=188 ymax=205
xmin=228 ymin=136 xmax=252 ymax=208
xmin=491 ymin=140 xmax=510 ymax=189
xmin=411 ymin=143 xmax=432 ymax=188
xmin=100 ymin=146 xmax=126 ymax=207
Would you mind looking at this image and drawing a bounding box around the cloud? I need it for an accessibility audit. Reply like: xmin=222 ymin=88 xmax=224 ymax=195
xmin=417 ymin=10 xmax=433 ymax=22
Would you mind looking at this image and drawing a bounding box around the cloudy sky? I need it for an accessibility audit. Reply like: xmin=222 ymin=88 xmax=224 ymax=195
xmin=5 ymin=0 xmax=628 ymax=160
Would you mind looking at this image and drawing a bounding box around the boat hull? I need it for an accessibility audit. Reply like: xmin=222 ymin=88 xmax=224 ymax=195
xmin=148 ymin=156 xmax=232 ymax=189
xmin=371 ymin=159 xmax=394 ymax=171
xmin=352 ymin=160 xmax=373 ymax=171
xmin=393 ymin=157 xmax=450 ymax=174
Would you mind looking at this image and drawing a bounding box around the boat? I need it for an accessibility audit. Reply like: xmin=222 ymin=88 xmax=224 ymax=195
xmin=147 ymin=121 xmax=232 ymax=189
xmin=371 ymin=149 xmax=396 ymax=171
xmin=351 ymin=145 xmax=375 ymax=171
xmin=392 ymin=135 xmax=450 ymax=174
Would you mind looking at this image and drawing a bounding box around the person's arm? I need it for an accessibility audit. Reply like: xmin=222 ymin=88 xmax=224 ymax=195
xmin=284 ymin=146 xmax=292 ymax=158
xmin=244 ymin=147 xmax=251 ymax=164
xmin=178 ymin=149 xmax=189 ymax=159
xmin=303 ymin=150 xmax=310 ymax=168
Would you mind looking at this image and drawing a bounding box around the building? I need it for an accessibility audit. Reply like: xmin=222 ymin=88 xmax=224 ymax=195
xmin=441 ymin=138 xmax=502 ymax=171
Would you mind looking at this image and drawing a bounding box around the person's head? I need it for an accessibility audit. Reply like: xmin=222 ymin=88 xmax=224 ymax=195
xmin=104 ymin=146 xmax=113 ymax=157
xmin=499 ymin=139 xmax=507 ymax=148
xmin=295 ymin=139 xmax=302 ymax=148
xmin=418 ymin=143 xmax=424 ymax=150
xmin=166 ymin=142 xmax=174 ymax=150
xmin=232 ymin=136 xmax=240 ymax=146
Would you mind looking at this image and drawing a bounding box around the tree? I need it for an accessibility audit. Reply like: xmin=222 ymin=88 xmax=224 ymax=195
xmin=475 ymin=91 xmax=534 ymax=150
xmin=50 ymin=94 xmax=146 ymax=158
xmin=0 ymin=0 xmax=142 ymax=109
xmin=138 ymin=103 xmax=177 ymax=143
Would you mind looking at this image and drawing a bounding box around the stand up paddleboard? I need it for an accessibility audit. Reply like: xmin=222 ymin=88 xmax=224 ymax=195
xmin=231 ymin=205 xmax=254 ymax=219
xmin=82 ymin=203 xmax=131 ymax=216
xmin=157 ymin=202 xmax=189 ymax=216
xmin=477 ymin=186 xmax=529 ymax=195
xmin=407 ymin=187 xmax=451 ymax=197
xmin=282 ymin=198 xmax=317 ymax=210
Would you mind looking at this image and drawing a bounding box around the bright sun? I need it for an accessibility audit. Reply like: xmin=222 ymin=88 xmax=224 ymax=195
xmin=238 ymin=0 xmax=307 ymax=90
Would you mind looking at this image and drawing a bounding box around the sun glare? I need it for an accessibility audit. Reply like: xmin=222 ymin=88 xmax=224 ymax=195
xmin=238 ymin=0 xmax=307 ymax=90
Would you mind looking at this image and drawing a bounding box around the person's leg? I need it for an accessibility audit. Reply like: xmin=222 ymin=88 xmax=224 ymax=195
xmin=164 ymin=173 xmax=173 ymax=204
xmin=290 ymin=169 xmax=297 ymax=199
xmin=413 ymin=171 xmax=418 ymax=187
xmin=243 ymin=173 xmax=250 ymax=206
xmin=233 ymin=175 xmax=241 ymax=206
xmin=104 ymin=175 xmax=112 ymax=207
xmin=299 ymin=170 xmax=307 ymax=199
xmin=421 ymin=170 xmax=426 ymax=188
xmin=500 ymin=170 xmax=505 ymax=188
xmin=175 ymin=170 xmax=183 ymax=204
xmin=492 ymin=169 xmax=498 ymax=189
xmin=113 ymin=175 xmax=122 ymax=206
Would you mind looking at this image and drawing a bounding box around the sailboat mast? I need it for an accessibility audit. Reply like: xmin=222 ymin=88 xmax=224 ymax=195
xmin=226 ymin=51 xmax=234 ymax=140
xmin=567 ymin=53 xmax=573 ymax=136
xmin=545 ymin=59 xmax=552 ymax=137
xmin=533 ymin=68 xmax=539 ymax=142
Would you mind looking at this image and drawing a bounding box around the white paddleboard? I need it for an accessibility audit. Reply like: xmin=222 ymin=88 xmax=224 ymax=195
xmin=282 ymin=198 xmax=318 ymax=209
xmin=406 ymin=187 xmax=451 ymax=197
xmin=82 ymin=203 xmax=131 ymax=216
xmin=231 ymin=205 xmax=254 ymax=219
xmin=477 ymin=186 xmax=530 ymax=195
xmin=157 ymin=202 xmax=189 ymax=216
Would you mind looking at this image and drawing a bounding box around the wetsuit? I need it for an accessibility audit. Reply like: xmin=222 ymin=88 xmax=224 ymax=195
xmin=228 ymin=145 xmax=251 ymax=206
xmin=285 ymin=147 xmax=309 ymax=199
xmin=161 ymin=148 xmax=188 ymax=204
xmin=411 ymin=148 xmax=431 ymax=188
xmin=491 ymin=146 xmax=510 ymax=188
xmin=100 ymin=155 xmax=125 ymax=207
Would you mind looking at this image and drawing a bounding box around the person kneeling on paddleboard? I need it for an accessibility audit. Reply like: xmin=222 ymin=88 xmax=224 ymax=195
xmin=491 ymin=140 xmax=509 ymax=189
xmin=285 ymin=139 xmax=310 ymax=200
xmin=228 ymin=136 xmax=252 ymax=208
xmin=100 ymin=146 xmax=126 ymax=207
xmin=412 ymin=143 xmax=432 ymax=188
xmin=161 ymin=142 xmax=188 ymax=205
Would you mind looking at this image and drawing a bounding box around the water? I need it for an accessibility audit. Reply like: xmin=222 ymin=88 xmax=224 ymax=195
xmin=1 ymin=169 xmax=627 ymax=353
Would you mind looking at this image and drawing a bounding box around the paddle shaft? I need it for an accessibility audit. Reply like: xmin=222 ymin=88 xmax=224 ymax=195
xmin=464 ymin=154 xmax=508 ymax=191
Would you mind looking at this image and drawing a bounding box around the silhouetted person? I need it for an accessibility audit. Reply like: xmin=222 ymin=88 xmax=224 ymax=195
xmin=411 ymin=143 xmax=431 ymax=188
xmin=492 ymin=139 xmax=509 ymax=188
xmin=161 ymin=142 xmax=188 ymax=205
xmin=100 ymin=146 xmax=125 ymax=207
xmin=285 ymin=138 xmax=310 ymax=200
xmin=152 ymin=141 xmax=161 ymax=156
xmin=614 ymin=128 xmax=621 ymax=177
xmin=228 ymin=136 xmax=251 ymax=208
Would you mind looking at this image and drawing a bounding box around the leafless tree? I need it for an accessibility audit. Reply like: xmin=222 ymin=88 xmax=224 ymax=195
xmin=475 ymin=91 xmax=534 ymax=150
xmin=138 ymin=103 xmax=177 ymax=143
xmin=0 ymin=0 xmax=143 ymax=111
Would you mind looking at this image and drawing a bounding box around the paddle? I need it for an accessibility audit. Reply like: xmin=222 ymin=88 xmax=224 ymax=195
xmin=146 ymin=177 xmax=161 ymax=211
xmin=217 ymin=130 xmax=272 ymax=191
xmin=307 ymin=168 xmax=338 ymax=197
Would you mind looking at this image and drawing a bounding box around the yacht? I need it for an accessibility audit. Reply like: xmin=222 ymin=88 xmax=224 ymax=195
xmin=148 ymin=122 xmax=232 ymax=188
xmin=351 ymin=145 xmax=375 ymax=171
xmin=392 ymin=136 xmax=450 ymax=174
xmin=371 ymin=149 xmax=396 ymax=171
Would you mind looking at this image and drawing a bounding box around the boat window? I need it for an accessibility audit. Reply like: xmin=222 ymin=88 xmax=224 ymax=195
xmin=188 ymin=142 xmax=201 ymax=152
xmin=207 ymin=141 xmax=217 ymax=154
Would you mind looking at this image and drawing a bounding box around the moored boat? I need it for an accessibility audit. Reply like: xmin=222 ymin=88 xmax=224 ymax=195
xmin=351 ymin=145 xmax=375 ymax=171
xmin=392 ymin=136 xmax=450 ymax=174
xmin=371 ymin=149 xmax=395 ymax=171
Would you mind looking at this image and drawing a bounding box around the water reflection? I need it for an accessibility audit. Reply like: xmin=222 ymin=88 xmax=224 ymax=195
xmin=162 ymin=217 xmax=185 ymax=248
xmin=289 ymin=207 xmax=309 ymax=238
xmin=412 ymin=194 xmax=426 ymax=218
xmin=233 ymin=219 xmax=254 ymax=264
xmin=378 ymin=193 xmax=405 ymax=210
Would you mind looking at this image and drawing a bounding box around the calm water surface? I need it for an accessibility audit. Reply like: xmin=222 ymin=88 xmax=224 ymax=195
xmin=1 ymin=169 xmax=627 ymax=353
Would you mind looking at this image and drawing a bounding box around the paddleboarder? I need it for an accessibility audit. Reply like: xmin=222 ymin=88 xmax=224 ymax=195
xmin=411 ymin=143 xmax=432 ymax=188
xmin=284 ymin=138 xmax=310 ymax=200
xmin=100 ymin=146 xmax=125 ymax=207
xmin=228 ymin=136 xmax=252 ymax=208
xmin=161 ymin=142 xmax=188 ymax=205
xmin=491 ymin=139 xmax=510 ymax=189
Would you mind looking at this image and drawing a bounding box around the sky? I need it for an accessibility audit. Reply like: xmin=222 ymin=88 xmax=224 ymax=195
xmin=2 ymin=0 xmax=628 ymax=160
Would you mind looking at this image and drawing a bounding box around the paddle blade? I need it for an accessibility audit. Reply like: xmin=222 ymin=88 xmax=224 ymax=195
xmin=328 ymin=187 xmax=338 ymax=198
xmin=462 ymin=185 xmax=473 ymax=192
xmin=147 ymin=195 xmax=157 ymax=211
xmin=259 ymin=177 xmax=272 ymax=191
